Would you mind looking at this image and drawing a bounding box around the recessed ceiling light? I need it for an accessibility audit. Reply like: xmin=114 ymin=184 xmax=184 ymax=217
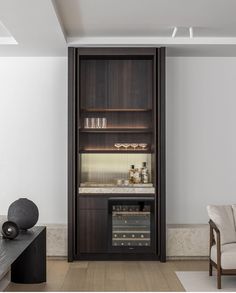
xmin=172 ymin=27 xmax=177 ymax=38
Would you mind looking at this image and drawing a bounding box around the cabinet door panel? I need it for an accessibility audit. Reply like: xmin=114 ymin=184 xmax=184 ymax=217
xmin=78 ymin=196 xmax=107 ymax=209
xmin=78 ymin=210 xmax=107 ymax=253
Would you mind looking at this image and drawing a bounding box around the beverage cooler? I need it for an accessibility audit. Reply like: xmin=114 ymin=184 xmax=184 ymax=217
xmin=108 ymin=197 xmax=155 ymax=253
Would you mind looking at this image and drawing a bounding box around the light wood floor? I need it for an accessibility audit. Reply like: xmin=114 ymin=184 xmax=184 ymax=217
xmin=6 ymin=259 xmax=208 ymax=292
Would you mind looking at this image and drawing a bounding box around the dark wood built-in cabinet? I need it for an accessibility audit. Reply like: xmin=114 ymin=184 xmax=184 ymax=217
xmin=68 ymin=48 xmax=166 ymax=261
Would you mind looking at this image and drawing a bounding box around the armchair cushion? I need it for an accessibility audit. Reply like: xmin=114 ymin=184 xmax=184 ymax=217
xmin=211 ymin=243 xmax=236 ymax=269
xmin=207 ymin=205 xmax=236 ymax=245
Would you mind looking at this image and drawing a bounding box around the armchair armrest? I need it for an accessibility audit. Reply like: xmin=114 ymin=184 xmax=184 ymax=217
xmin=209 ymin=219 xmax=220 ymax=234
xmin=209 ymin=220 xmax=221 ymax=268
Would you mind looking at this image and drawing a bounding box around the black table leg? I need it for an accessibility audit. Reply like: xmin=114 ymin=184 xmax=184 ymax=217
xmin=11 ymin=228 xmax=46 ymax=283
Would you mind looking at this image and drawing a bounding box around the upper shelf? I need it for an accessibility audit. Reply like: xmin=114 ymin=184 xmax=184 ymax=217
xmin=79 ymin=128 xmax=152 ymax=133
xmin=79 ymin=149 xmax=152 ymax=154
xmin=81 ymin=108 xmax=152 ymax=112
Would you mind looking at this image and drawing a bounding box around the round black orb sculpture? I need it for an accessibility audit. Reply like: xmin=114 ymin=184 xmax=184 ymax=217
xmin=8 ymin=198 xmax=39 ymax=230
xmin=2 ymin=221 xmax=19 ymax=239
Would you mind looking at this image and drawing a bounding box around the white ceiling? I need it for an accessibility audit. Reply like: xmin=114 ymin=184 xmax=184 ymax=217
xmin=0 ymin=0 xmax=66 ymax=56
xmin=54 ymin=0 xmax=236 ymax=38
xmin=0 ymin=20 xmax=11 ymax=37
xmin=1 ymin=0 xmax=236 ymax=56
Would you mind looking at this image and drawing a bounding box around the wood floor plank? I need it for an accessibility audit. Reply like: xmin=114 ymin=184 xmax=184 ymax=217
xmin=158 ymin=261 xmax=185 ymax=292
xmin=139 ymin=261 xmax=170 ymax=291
xmin=173 ymin=260 xmax=208 ymax=271
xmin=83 ymin=261 xmax=106 ymax=291
xmin=70 ymin=261 xmax=89 ymax=269
xmin=104 ymin=261 xmax=125 ymax=292
xmin=46 ymin=259 xmax=70 ymax=291
xmin=124 ymin=262 xmax=148 ymax=291
xmin=60 ymin=268 xmax=87 ymax=291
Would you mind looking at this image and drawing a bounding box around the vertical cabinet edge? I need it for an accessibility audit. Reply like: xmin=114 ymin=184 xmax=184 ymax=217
xmin=68 ymin=47 xmax=77 ymax=262
xmin=157 ymin=47 xmax=166 ymax=262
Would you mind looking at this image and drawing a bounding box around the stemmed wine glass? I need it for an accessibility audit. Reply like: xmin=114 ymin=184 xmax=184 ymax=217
xmin=122 ymin=143 xmax=130 ymax=150
xmin=131 ymin=143 xmax=139 ymax=150
xmin=139 ymin=143 xmax=148 ymax=150
xmin=114 ymin=143 xmax=122 ymax=150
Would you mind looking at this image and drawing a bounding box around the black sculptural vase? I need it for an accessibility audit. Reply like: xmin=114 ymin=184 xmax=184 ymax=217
xmin=2 ymin=221 xmax=19 ymax=239
xmin=8 ymin=198 xmax=39 ymax=230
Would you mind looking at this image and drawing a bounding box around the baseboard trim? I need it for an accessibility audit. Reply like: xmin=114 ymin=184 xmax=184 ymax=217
xmin=167 ymin=256 xmax=208 ymax=260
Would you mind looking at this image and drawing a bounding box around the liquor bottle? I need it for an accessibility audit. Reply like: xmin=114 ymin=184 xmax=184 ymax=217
xmin=133 ymin=167 xmax=141 ymax=184
xmin=129 ymin=165 xmax=135 ymax=184
xmin=141 ymin=162 xmax=149 ymax=184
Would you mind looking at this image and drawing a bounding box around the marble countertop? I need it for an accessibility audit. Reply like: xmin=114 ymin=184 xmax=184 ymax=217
xmin=79 ymin=186 xmax=155 ymax=194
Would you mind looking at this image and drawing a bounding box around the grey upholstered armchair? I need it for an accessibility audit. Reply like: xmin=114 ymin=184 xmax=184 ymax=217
xmin=207 ymin=205 xmax=236 ymax=289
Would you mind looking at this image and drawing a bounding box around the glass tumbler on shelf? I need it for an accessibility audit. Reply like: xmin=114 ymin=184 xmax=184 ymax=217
xmin=90 ymin=117 xmax=96 ymax=128
xmin=84 ymin=118 xmax=90 ymax=129
xmin=101 ymin=117 xmax=107 ymax=128
xmin=95 ymin=117 xmax=102 ymax=128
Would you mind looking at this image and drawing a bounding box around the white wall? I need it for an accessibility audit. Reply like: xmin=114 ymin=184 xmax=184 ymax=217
xmin=0 ymin=57 xmax=67 ymax=224
xmin=167 ymin=57 xmax=236 ymax=224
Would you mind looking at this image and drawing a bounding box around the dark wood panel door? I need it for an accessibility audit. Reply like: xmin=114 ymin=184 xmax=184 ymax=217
xmin=78 ymin=196 xmax=107 ymax=209
xmin=78 ymin=209 xmax=107 ymax=253
xmin=80 ymin=58 xmax=153 ymax=109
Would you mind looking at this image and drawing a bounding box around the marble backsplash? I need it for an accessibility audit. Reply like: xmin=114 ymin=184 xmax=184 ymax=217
xmin=0 ymin=215 xmax=209 ymax=258
xmin=0 ymin=215 xmax=66 ymax=257
xmin=167 ymin=224 xmax=209 ymax=257
xmin=0 ymin=215 xmax=7 ymax=227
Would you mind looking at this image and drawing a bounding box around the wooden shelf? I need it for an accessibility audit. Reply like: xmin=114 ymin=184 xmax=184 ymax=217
xmin=79 ymin=149 xmax=152 ymax=154
xmin=81 ymin=108 xmax=152 ymax=112
xmin=79 ymin=128 xmax=152 ymax=133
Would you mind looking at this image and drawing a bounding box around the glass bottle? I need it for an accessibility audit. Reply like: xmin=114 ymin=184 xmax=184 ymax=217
xmin=129 ymin=165 xmax=135 ymax=184
xmin=141 ymin=162 xmax=149 ymax=184
xmin=133 ymin=167 xmax=141 ymax=184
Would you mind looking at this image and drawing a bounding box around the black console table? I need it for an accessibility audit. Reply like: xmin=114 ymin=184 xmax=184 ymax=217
xmin=0 ymin=226 xmax=46 ymax=284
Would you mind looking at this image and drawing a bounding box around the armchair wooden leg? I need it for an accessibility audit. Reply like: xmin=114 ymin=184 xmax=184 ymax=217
xmin=209 ymin=260 xmax=212 ymax=276
xmin=217 ymin=267 xmax=221 ymax=289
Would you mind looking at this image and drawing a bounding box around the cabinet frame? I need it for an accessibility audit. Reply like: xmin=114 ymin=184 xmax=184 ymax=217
xmin=68 ymin=47 xmax=166 ymax=261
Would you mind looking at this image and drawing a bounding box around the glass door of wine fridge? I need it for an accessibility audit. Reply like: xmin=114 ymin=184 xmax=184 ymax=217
xmin=108 ymin=197 xmax=155 ymax=253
